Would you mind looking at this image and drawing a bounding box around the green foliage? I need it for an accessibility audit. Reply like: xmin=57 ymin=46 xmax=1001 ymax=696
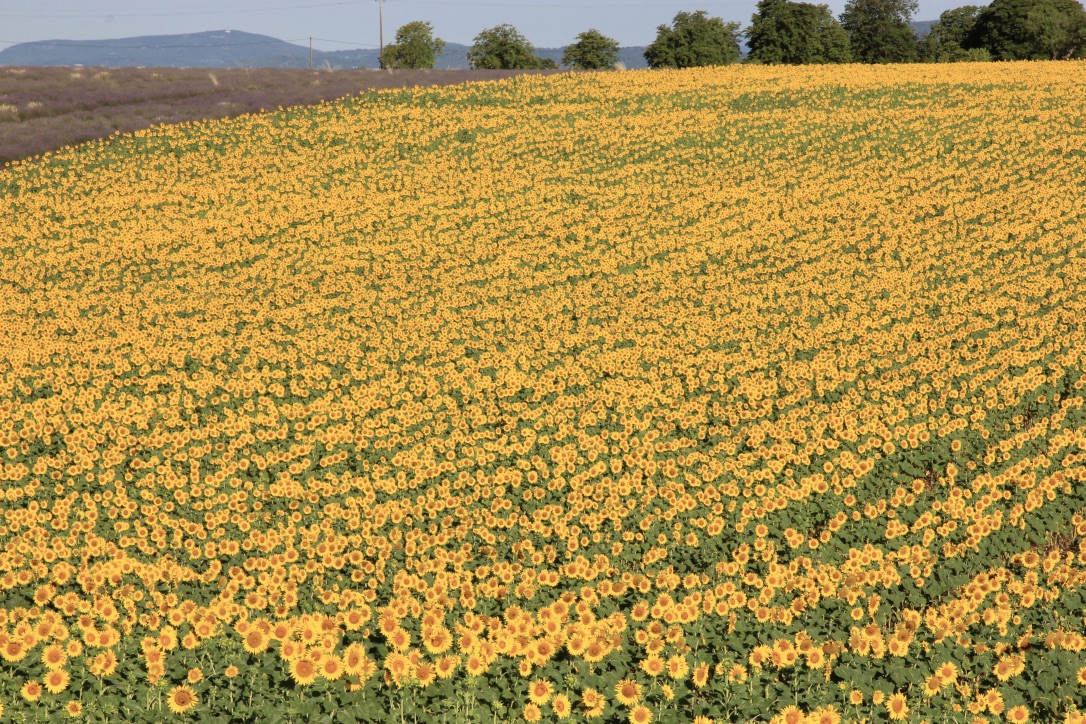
xmin=840 ymin=0 xmax=920 ymax=62
xmin=918 ymin=5 xmax=986 ymax=60
xmin=381 ymin=21 xmax=446 ymax=70
xmin=644 ymin=10 xmax=742 ymax=68
xmin=745 ymin=0 xmax=852 ymax=63
xmin=562 ymin=29 xmax=621 ymax=69
xmin=966 ymin=0 xmax=1086 ymax=59
xmin=467 ymin=24 xmax=556 ymax=69
xmin=936 ymin=5 xmax=985 ymax=50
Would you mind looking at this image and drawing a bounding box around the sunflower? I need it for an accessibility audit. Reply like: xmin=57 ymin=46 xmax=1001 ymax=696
xmin=96 ymin=650 xmax=119 ymax=676
xmin=320 ymin=654 xmax=344 ymax=681
xmin=66 ymin=700 xmax=82 ymax=717
xmin=414 ymin=662 xmax=436 ymax=687
xmin=1 ymin=641 xmax=26 ymax=662
xmin=388 ymin=627 xmax=411 ymax=651
xmin=44 ymin=669 xmax=71 ymax=694
xmin=343 ymin=644 xmax=368 ymax=676
xmin=435 ymin=655 xmax=459 ymax=680
xmin=20 ymin=681 xmax=43 ymax=702
xmin=42 ymin=644 xmax=67 ymax=670
xmin=279 ymin=640 xmax=303 ymax=660
xmin=615 ymin=679 xmax=641 ymax=706
xmin=1005 ymin=706 xmax=1030 ymax=723
xmin=628 ymin=705 xmax=653 ymax=724
xmin=666 ymin=654 xmax=689 ymax=681
xmin=465 ymin=654 xmax=487 ymax=676
xmin=243 ymin=629 xmax=269 ymax=654
xmin=528 ymin=679 xmax=554 ymax=705
xmin=749 ymin=645 xmax=771 ymax=669
xmin=887 ymin=638 xmax=909 ymax=657
xmin=166 ymin=685 xmax=198 ymax=715
xmin=809 ymin=705 xmax=841 ymax=724
xmin=776 ymin=705 xmax=806 ymax=724
xmin=640 ymin=655 xmax=664 ymax=677
xmin=885 ymin=693 xmax=909 ymax=721
xmin=935 ymin=662 xmax=958 ymax=682
xmin=384 ymin=652 xmax=411 ymax=683
xmin=342 ymin=608 xmax=368 ymax=631
xmin=158 ymin=629 xmax=178 ymax=651
xmin=582 ymin=688 xmax=606 ymax=718
xmin=583 ymin=640 xmax=607 ymax=663
xmin=552 ymin=693 xmax=572 ymax=719
xmin=423 ymin=627 xmax=453 ymax=655
xmin=289 ymin=657 xmax=319 ymax=686
xmin=523 ymin=703 xmax=542 ymax=722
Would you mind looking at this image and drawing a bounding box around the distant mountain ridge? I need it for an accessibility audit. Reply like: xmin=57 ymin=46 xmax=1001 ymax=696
xmin=0 ymin=24 xmax=936 ymax=70
xmin=0 ymin=30 xmax=652 ymax=70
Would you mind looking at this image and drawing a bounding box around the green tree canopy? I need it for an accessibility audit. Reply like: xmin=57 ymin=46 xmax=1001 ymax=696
xmin=966 ymin=0 xmax=1086 ymax=58
xmin=644 ymin=10 xmax=742 ymax=68
xmin=562 ymin=29 xmax=621 ymax=69
xmin=381 ymin=21 xmax=446 ymax=69
xmin=840 ymin=0 xmax=920 ymax=62
xmin=467 ymin=24 xmax=558 ymax=69
xmin=745 ymin=0 xmax=852 ymax=63
xmin=918 ymin=5 xmax=985 ymax=60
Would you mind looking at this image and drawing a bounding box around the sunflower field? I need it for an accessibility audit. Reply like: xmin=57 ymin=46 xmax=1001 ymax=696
xmin=1 ymin=61 xmax=1086 ymax=722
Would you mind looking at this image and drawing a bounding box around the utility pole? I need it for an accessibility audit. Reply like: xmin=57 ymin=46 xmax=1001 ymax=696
xmin=309 ymin=37 xmax=313 ymax=69
xmin=376 ymin=0 xmax=384 ymax=69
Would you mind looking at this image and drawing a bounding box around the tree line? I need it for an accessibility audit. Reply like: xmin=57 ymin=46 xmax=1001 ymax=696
xmin=382 ymin=0 xmax=1086 ymax=71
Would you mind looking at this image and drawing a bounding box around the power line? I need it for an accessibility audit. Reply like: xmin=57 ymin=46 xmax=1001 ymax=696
xmin=313 ymin=37 xmax=380 ymax=46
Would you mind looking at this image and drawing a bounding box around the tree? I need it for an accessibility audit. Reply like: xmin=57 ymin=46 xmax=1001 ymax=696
xmin=467 ymin=24 xmax=558 ymax=69
xmin=562 ymin=29 xmax=621 ymax=69
xmin=746 ymin=0 xmax=851 ymax=63
xmin=644 ymin=10 xmax=742 ymax=68
xmin=918 ymin=5 xmax=987 ymax=60
xmin=381 ymin=21 xmax=445 ymax=69
xmin=840 ymin=0 xmax=920 ymax=62
xmin=966 ymin=0 xmax=1086 ymax=59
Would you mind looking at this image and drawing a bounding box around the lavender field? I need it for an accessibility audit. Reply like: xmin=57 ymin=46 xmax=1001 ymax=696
xmin=0 ymin=65 xmax=563 ymax=165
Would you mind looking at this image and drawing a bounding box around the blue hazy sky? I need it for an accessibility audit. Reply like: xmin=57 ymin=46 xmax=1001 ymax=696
xmin=3 ymin=0 xmax=961 ymax=52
